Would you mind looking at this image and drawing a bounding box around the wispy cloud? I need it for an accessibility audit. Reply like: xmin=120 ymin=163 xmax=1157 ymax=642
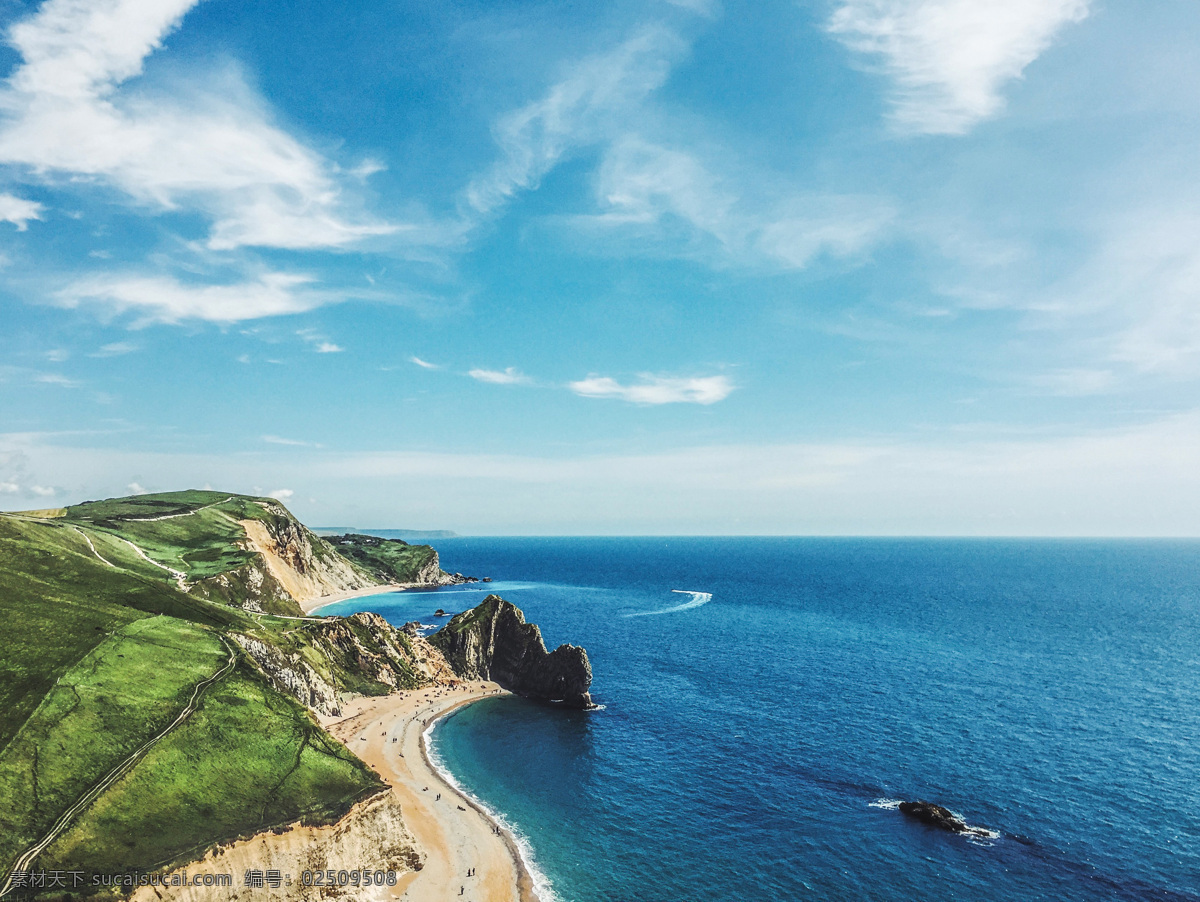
xmin=468 ymin=367 xmax=532 ymax=386
xmin=314 ymin=341 xmax=344 ymax=354
xmin=463 ymin=26 xmax=686 ymax=217
xmin=569 ymin=373 xmax=734 ymax=405
xmin=828 ymin=0 xmax=1091 ymax=134
xmin=0 ymin=0 xmax=398 ymax=251
xmin=0 ymin=193 xmax=43 ymax=230
xmin=268 ymin=488 xmax=294 ymax=500
xmin=262 ymin=435 xmax=322 ymax=448
xmin=89 ymin=341 xmax=138 ymax=357
xmin=1028 ymin=368 xmax=1115 ymax=397
xmin=410 ymin=356 xmax=441 ymax=370
xmin=58 ymin=271 xmax=321 ymax=323
xmin=35 ymin=372 xmax=80 ymax=388
xmin=578 ymin=136 xmax=893 ymax=269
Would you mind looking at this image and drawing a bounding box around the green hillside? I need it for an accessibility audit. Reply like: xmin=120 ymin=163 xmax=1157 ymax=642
xmin=324 ymin=532 xmax=440 ymax=583
xmin=0 ymin=491 xmax=442 ymax=896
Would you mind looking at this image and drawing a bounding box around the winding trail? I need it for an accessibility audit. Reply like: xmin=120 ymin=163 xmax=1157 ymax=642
xmin=0 ymin=639 xmax=239 ymax=898
xmin=117 ymin=538 xmax=189 ymax=592
xmin=68 ymin=526 xmax=115 ymax=568
xmin=120 ymin=497 xmax=235 ymax=523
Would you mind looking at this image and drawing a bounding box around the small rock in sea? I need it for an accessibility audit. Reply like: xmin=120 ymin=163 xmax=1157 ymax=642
xmin=898 ymin=800 xmax=973 ymax=833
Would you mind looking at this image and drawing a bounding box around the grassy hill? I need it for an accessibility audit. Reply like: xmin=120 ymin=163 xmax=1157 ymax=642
xmin=0 ymin=490 xmax=457 ymax=896
xmin=323 ymin=533 xmax=442 ymax=584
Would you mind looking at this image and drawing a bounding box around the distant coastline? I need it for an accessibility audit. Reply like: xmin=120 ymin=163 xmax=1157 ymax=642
xmin=314 ymin=527 xmax=461 ymax=540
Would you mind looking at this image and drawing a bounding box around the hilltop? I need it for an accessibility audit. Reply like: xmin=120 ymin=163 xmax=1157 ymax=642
xmin=0 ymin=490 xmax=478 ymax=894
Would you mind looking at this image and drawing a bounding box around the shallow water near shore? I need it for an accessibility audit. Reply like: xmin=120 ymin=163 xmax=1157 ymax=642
xmin=340 ymin=538 xmax=1200 ymax=901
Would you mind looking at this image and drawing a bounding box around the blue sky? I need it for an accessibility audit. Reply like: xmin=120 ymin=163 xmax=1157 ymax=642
xmin=1 ymin=0 xmax=1199 ymax=534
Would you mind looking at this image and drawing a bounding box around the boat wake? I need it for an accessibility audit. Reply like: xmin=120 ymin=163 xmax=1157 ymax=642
xmin=625 ymin=590 xmax=713 ymax=618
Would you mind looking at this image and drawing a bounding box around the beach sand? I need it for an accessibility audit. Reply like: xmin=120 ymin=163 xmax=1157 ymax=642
xmin=129 ymin=682 xmax=537 ymax=902
xmin=323 ymin=682 xmax=539 ymax=902
xmin=301 ymin=584 xmax=406 ymax=615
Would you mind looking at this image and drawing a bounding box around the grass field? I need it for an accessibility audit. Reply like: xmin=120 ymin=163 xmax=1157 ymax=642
xmin=0 ymin=515 xmax=248 ymax=752
xmin=39 ymin=662 xmax=383 ymax=877
xmin=0 ymin=493 xmax=393 ymax=892
xmin=64 ymin=491 xmax=277 ymax=580
xmin=0 ymin=617 xmax=230 ymax=871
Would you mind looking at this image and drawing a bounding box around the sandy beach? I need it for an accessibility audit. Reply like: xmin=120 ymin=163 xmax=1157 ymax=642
xmin=302 ymin=583 xmax=406 ymax=615
xmin=323 ymin=682 xmax=540 ymax=902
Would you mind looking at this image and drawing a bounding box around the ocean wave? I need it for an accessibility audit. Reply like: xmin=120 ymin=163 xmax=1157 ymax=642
xmin=869 ymin=798 xmax=903 ymax=810
xmin=423 ymin=714 xmax=559 ymax=902
xmin=624 ymin=589 xmax=713 ymax=618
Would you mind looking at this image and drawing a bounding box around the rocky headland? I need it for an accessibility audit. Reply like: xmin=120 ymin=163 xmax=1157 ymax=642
xmin=429 ymin=595 xmax=594 ymax=708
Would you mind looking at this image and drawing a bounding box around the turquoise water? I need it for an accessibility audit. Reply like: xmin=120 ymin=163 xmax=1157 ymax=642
xmin=326 ymin=538 xmax=1200 ymax=901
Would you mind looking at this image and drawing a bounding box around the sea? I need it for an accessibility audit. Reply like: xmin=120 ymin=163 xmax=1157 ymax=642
xmin=315 ymin=538 xmax=1200 ymax=902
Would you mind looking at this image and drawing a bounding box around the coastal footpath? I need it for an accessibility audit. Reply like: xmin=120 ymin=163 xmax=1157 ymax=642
xmin=0 ymin=490 xmax=589 ymax=901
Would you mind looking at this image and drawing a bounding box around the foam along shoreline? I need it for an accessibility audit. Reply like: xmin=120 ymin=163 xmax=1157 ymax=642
xmin=324 ymin=683 xmax=541 ymax=902
xmin=422 ymin=707 xmax=552 ymax=902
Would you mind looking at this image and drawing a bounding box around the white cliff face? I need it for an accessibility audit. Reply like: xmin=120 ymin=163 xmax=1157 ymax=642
xmin=239 ymin=509 xmax=378 ymax=605
xmin=127 ymin=794 xmax=422 ymax=902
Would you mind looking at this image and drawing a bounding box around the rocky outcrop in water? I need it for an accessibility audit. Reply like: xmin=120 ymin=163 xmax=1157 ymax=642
xmin=898 ymin=801 xmax=995 ymax=838
xmin=429 ymin=595 xmax=593 ymax=708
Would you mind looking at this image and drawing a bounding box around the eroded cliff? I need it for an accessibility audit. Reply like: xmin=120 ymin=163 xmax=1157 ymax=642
xmin=236 ymin=612 xmax=459 ymax=716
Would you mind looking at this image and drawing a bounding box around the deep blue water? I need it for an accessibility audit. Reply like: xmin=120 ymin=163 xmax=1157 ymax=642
xmin=319 ymin=538 xmax=1200 ymax=901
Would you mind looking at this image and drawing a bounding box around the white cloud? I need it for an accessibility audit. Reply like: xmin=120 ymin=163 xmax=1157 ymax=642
xmin=30 ymin=485 xmax=55 ymax=497
xmin=663 ymin=0 xmax=720 ymax=17
xmin=315 ymin=342 xmax=343 ymax=354
xmin=410 ymin=356 xmax=441 ymax=370
xmin=569 ymin=373 xmax=734 ymax=405
xmin=828 ymin=0 xmax=1091 ymax=134
xmin=262 ymin=435 xmax=321 ymax=448
xmin=127 ymin=481 xmax=147 ymax=494
xmin=1102 ymin=212 xmax=1200 ymax=375
xmin=464 ymin=26 xmax=685 ymax=216
xmin=0 ymin=192 xmax=43 ymax=230
xmin=0 ymin=481 xmax=19 ymax=493
xmin=35 ymin=372 xmax=80 ymax=388
xmin=468 ymin=367 xmax=532 ymax=386
xmin=0 ymin=0 xmax=397 ymax=250
xmin=269 ymin=488 xmax=294 ymax=501
xmin=90 ymin=341 xmax=138 ymax=357
xmin=58 ymin=271 xmax=321 ymax=323
xmin=578 ymin=136 xmax=893 ymax=269
xmin=45 ymin=348 xmax=69 ymax=362
xmin=1029 ymin=368 xmax=1115 ymax=397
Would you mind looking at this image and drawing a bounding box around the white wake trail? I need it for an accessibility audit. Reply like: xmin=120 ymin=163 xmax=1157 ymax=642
xmin=625 ymin=589 xmax=713 ymax=618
